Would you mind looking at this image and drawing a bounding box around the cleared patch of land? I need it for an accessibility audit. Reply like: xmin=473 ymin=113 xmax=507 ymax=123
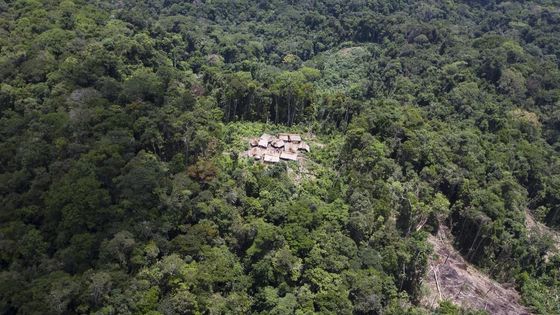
xmin=421 ymin=228 xmax=531 ymax=315
xmin=525 ymin=210 xmax=560 ymax=251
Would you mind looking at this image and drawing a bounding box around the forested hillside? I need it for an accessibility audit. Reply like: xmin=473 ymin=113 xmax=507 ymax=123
xmin=1 ymin=0 xmax=560 ymax=314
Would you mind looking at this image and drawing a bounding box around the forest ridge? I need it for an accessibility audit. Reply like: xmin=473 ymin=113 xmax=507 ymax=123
xmin=1 ymin=0 xmax=560 ymax=314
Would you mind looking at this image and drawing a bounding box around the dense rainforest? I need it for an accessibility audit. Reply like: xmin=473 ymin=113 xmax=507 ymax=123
xmin=1 ymin=0 xmax=560 ymax=314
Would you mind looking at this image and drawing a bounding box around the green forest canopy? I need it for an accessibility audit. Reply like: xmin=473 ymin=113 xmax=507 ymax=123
xmin=1 ymin=0 xmax=560 ymax=314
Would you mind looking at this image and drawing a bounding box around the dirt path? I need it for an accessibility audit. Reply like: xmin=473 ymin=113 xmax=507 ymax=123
xmin=421 ymin=228 xmax=531 ymax=315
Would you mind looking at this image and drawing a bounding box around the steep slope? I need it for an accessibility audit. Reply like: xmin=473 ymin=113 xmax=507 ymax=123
xmin=525 ymin=210 xmax=560 ymax=251
xmin=422 ymin=228 xmax=531 ymax=315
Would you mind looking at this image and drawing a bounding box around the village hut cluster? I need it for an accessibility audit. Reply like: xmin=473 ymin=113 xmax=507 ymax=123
xmin=244 ymin=133 xmax=310 ymax=163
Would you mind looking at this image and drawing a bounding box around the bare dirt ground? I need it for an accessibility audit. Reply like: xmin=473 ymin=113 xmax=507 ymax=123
xmin=421 ymin=228 xmax=532 ymax=315
xmin=525 ymin=210 xmax=560 ymax=254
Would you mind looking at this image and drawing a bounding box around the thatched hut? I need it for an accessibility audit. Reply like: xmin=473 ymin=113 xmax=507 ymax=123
xmin=271 ymin=139 xmax=285 ymax=148
xmin=288 ymin=134 xmax=301 ymax=143
xmin=280 ymin=152 xmax=298 ymax=161
xmin=264 ymin=154 xmax=280 ymax=163
xmin=298 ymin=142 xmax=310 ymax=152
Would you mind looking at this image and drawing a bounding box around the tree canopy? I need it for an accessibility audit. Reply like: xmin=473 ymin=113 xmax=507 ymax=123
xmin=1 ymin=0 xmax=560 ymax=314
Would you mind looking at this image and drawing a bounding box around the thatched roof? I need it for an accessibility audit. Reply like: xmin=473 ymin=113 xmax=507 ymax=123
xmin=284 ymin=142 xmax=299 ymax=153
xmin=271 ymin=139 xmax=285 ymax=148
xmin=263 ymin=154 xmax=280 ymax=163
xmin=246 ymin=147 xmax=263 ymax=158
xmin=260 ymin=133 xmax=273 ymax=141
xmin=288 ymin=134 xmax=301 ymax=142
xmin=298 ymin=142 xmax=310 ymax=152
xmin=258 ymin=138 xmax=268 ymax=148
xmin=280 ymin=152 xmax=298 ymax=161
xmin=278 ymin=133 xmax=290 ymax=141
xmin=244 ymin=133 xmax=309 ymax=164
